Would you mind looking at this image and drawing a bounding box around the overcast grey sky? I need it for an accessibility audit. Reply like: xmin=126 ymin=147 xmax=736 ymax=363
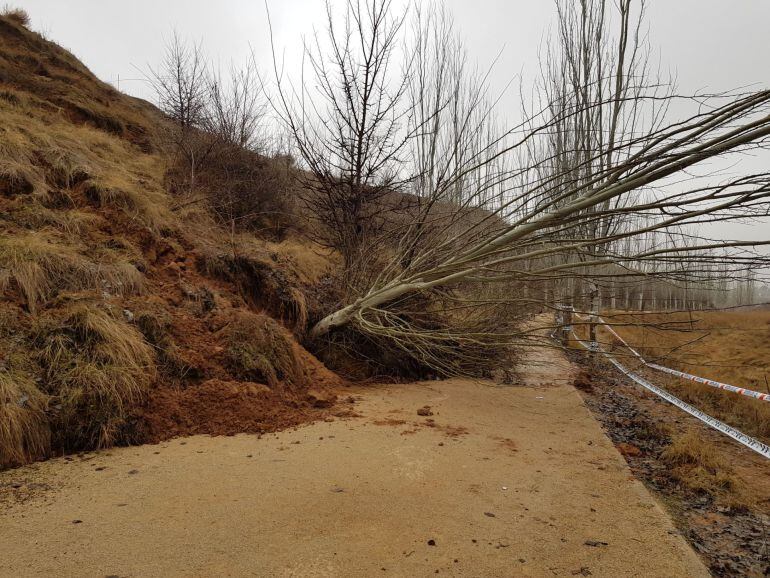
xmin=18 ymin=1 xmax=770 ymax=99
xmin=14 ymin=0 xmax=770 ymax=243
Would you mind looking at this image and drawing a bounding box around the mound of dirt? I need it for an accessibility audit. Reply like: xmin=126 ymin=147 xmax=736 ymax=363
xmin=137 ymin=379 xmax=335 ymax=441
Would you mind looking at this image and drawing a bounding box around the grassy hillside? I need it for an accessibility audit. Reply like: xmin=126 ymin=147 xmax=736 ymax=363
xmin=0 ymin=12 xmax=342 ymax=468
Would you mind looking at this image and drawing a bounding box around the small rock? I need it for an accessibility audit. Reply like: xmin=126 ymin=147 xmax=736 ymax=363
xmin=127 ymin=469 xmax=139 ymax=475
xmin=417 ymin=406 xmax=434 ymax=416
xmin=484 ymin=512 xmax=496 ymax=518
xmin=72 ymin=520 xmax=83 ymax=524
xmin=427 ymin=539 xmax=436 ymax=546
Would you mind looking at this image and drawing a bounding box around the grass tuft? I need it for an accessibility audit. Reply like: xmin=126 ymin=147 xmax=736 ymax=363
xmin=34 ymin=301 xmax=155 ymax=449
xmin=223 ymin=311 xmax=302 ymax=388
xmin=662 ymin=429 xmax=740 ymax=497
xmin=0 ymin=232 xmax=143 ymax=312
xmin=1 ymin=6 xmax=30 ymax=27
xmin=0 ymin=367 xmax=49 ymax=468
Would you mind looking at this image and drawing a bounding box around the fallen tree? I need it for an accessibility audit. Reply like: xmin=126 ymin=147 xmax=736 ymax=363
xmin=271 ymin=0 xmax=770 ymax=375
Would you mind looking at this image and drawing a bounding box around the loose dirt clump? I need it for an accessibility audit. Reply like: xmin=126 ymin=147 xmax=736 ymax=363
xmin=572 ymin=370 xmax=594 ymax=392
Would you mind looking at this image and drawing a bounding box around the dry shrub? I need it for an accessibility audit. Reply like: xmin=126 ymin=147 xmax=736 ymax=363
xmin=165 ymin=139 xmax=296 ymax=238
xmin=0 ymin=368 xmax=49 ymax=468
xmin=1 ymin=6 xmax=29 ymax=27
xmin=0 ymin=232 xmax=143 ymax=312
xmin=34 ymin=301 xmax=155 ymax=450
xmin=222 ymin=311 xmax=302 ymax=388
xmin=662 ymin=429 xmax=736 ymax=495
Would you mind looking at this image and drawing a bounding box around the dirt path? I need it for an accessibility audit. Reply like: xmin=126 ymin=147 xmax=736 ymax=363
xmin=0 ymin=347 xmax=708 ymax=577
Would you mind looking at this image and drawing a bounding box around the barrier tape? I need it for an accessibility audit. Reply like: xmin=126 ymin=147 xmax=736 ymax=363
xmin=570 ymin=332 xmax=770 ymax=460
xmin=598 ymin=319 xmax=645 ymax=361
xmin=646 ymin=363 xmax=770 ymax=402
xmin=575 ymin=313 xmax=770 ymax=403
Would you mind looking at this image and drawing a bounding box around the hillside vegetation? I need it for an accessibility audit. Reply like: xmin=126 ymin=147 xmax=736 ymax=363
xmin=0 ymin=13 xmax=342 ymax=468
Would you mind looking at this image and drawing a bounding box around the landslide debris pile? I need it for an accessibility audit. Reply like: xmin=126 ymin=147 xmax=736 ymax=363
xmin=0 ymin=13 xmax=341 ymax=468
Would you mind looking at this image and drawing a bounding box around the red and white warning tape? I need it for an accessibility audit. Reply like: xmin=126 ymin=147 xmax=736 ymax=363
xmin=577 ymin=313 xmax=770 ymax=403
xmin=570 ymin=332 xmax=770 ymax=460
xmin=645 ymin=363 xmax=770 ymax=402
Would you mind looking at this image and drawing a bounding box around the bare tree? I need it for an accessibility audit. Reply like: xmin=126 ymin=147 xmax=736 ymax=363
xmin=204 ymin=57 xmax=267 ymax=151
xmin=524 ymin=0 xmax=672 ymax=315
xmin=147 ymin=31 xmax=209 ymax=130
xmin=270 ymin=0 xmax=413 ymax=268
xmin=145 ymin=32 xmax=215 ymax=194
xmin=308 ymin=86 xmax=770 ymax=349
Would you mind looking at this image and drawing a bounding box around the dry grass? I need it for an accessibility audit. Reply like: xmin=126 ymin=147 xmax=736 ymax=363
xmin=34 ymin=301 xmax=156 ymax=449
xmin=0 ymin=232 xmax=143 ymax=312
xmin=1 ymin=6 xmax=29 ymax=27
xmin=0 ymin=11 xmax=336 ymax=468
xmin=0 ymin=99 xmax=173 ymax=230
xmin=223 ymin=311 xmax=303 ymax=388
xmin=594 ymin=309 xmax=770 ymax=442
xmin=662 ymin=429 xmax=746 ymax=503
xmin=0 ymin=367 xmax=49 ymax=468
xmin=265 ymin=237 xmax=338 ymax=285
xmin=6 ymin=202 xmax=102 ymax=235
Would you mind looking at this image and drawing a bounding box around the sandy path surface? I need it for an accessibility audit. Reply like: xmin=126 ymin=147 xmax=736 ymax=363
xmin=0 ymin=347 xmax=707 ymax=577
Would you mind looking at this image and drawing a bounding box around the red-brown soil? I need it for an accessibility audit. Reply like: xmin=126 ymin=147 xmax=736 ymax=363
xmin=136 ymin=379 xmax=337 ymax=442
